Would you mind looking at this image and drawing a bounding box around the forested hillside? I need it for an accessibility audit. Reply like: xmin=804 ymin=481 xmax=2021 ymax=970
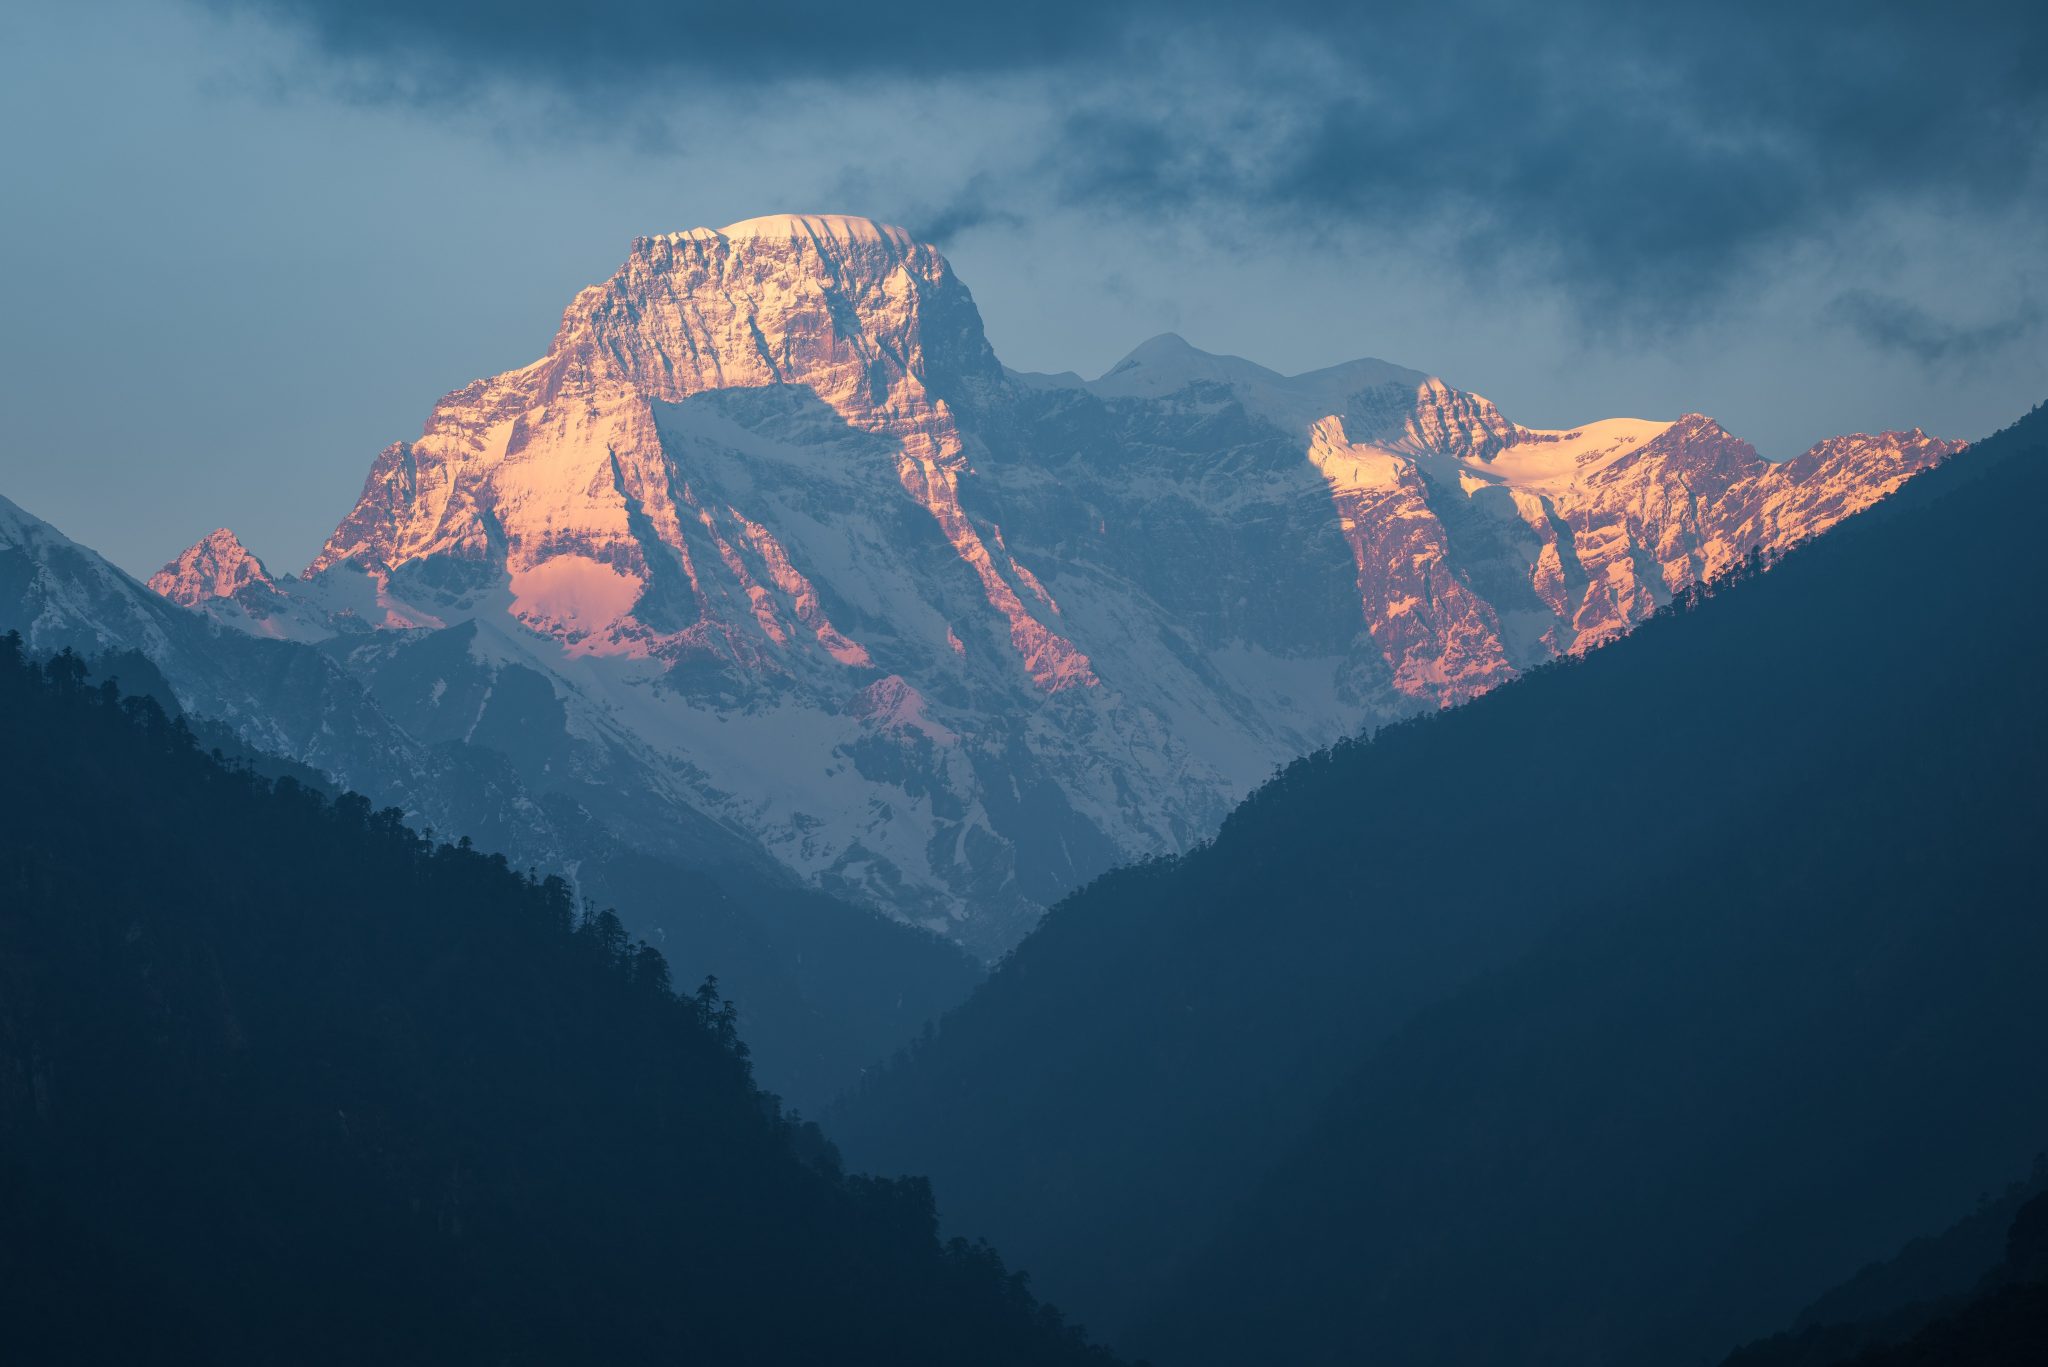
xmin=830 ymin=402 xmax=2048 ymax=1364
xmin=1724 ymin=1160 xmax=2048 ymax=1367
xmin=1759 ymin=1187 xmax=2048 ymax=1366
xmin=0 ymin=638 xmax=1117 ymax=1367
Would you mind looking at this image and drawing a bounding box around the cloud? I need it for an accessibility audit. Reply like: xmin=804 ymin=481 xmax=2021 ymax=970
xmin=204 ymin=0 xmax=2048 ymax=327
xmin=203 ymin=0 xmax=1132 ymax=86
xmin=1826 ymin=289 xmax=2044 ymax=364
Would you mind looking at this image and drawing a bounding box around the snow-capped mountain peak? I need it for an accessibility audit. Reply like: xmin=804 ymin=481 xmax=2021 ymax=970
xmin=142 ymin=217 xmax=1965 ymax=952
xmin=149 ymin=528 xmax=276 ymax=607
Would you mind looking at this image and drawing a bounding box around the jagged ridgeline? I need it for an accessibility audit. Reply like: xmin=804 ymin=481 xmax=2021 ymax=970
xmin=150 ymin=214 xmax=1958 ymax=956
xmin=828 ymin=400 xmax=2048 ymax=1366
xmin=0 ymin=640 xmax=1119 ymax=1367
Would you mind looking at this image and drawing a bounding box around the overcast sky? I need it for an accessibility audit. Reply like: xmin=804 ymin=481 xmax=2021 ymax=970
xmin=3 ymin=0 xmax=2043 ymax=577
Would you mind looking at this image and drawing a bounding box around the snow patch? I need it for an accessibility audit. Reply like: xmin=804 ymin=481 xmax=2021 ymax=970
xmin=1479 ymin=418 xmax=1676 ymax=493
xmin=1307 ymin=416 xmax=1410 ymax=493
xmin=711 ymin=213 xmax=917 ymax=250
xmin=509 ymin=556 xmax=645 ymax=648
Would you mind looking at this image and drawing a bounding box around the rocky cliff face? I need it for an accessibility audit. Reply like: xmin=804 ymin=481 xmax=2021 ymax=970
xmin=149 ymin=528 xmax=274 ymax=607
xmin=157 ymin=215 xmax=1962 ymax=953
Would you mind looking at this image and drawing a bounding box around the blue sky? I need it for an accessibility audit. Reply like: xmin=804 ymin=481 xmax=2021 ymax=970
xmin=2 ymin=0 xmax=2042 ymax=577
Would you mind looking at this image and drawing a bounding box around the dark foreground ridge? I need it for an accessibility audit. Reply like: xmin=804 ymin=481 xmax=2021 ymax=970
xmin=1726 ymin=1165 xmax=2048 ymax=1367
xmin=0 ymin=637 xmax=1120 ymax=1367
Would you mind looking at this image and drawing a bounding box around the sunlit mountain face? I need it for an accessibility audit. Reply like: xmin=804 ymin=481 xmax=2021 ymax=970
xmin=145 ymin=214 xmax=1957 ymax=953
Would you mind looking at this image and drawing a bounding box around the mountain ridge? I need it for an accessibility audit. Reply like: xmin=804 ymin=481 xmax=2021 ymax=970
xmin=147 ymin=213 xmax=1963 ymax=952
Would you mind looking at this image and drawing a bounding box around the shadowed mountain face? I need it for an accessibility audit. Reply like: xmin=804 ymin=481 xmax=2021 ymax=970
xmin=827 ymin=401 xmax=2048 ymax=1364
xmin=154 ymin=213 xmax=1960 ymax=954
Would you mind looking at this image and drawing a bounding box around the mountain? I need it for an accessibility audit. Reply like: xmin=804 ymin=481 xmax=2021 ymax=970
xmin=1722 ymin=1159 xmax=2048 ymax=1367
xmin=0 ymin=493 xmax=976 ymax=1111
xmin=149 ymin=527 xmax=276 ymax=606
xmin=161 ymin=212 xmax=1961 ymax=954
xmin=148 ymin=527 xmax=329 ymax=640
xmin=826 ymin=401 xmax=2048 ymax=1363
xmin=0 ymin=638 xmax=1118 ymax=1367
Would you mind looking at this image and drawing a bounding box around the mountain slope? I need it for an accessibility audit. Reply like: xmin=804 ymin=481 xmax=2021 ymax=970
xmin=1732 ymin=1184 xmax=2048 ymax=1367
xmin=0 ymin=493 xmax=976 ymax=1109
xmin=1835 ymin=1284 xmax=2048 ymax=1367
xmin=828 ymin=400 xmax=2048 ymax=1360
xmin=0 ymin=637 xmax=1115 ymax=1367
xmin=166 ymin=214 xmax=1958 ymax=953
xmin=1721 ymin=1161 xmax=2048 ymax=1367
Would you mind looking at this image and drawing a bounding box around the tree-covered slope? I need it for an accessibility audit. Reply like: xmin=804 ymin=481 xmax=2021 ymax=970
xmin=0 ymin=638 xmax=1117 ymax=1367
xmin=1722 ymin=1161 xmax=2048 ymax=1367
xmin=830 ymin=402 xmax=2048 ymax=1361
xmin=1781 ymin=1187 xmax=2048 ymax=1367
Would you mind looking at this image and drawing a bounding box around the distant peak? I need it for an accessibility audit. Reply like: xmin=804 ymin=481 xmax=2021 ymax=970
xmin=1092 ymin=334 xmax=1427 ymax=397
xmin=1093 ymin=334 xmax=1270 ymax=389
xmin=1129 ymin=331 xmax=1201 ymax=354
xmin=1667 ymin=412 xmax=1737 ymax=440
xmin=1106 ymin=333 xmax=1216 ymax=369
xmin=149 ymin=528 xmax=275 ymax=607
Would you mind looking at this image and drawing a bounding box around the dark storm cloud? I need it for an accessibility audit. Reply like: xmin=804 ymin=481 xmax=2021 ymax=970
xmin=1826 ymin=290 xmax=2043 ymax=365
xmin=207 ymin=0 xmax=1125 ymax=83
xmin=212 ymin=0 xmax=2048 ymax=324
